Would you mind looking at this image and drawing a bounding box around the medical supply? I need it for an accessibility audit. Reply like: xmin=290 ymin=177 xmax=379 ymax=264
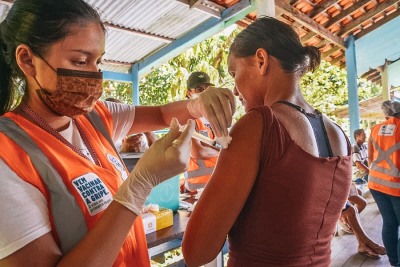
xmin=179 ymin=125 xmax=232 ymax=149
xmin=142 ymin=207 xmax=173 ymax=234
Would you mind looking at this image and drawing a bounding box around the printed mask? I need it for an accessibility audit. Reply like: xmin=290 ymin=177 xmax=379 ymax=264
xmin=35 ymin=64 xmax=103 ymax=118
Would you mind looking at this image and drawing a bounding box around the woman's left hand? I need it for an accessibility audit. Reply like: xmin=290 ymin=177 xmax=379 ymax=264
xmin=187 ymin=87 xmax=236 ymax=137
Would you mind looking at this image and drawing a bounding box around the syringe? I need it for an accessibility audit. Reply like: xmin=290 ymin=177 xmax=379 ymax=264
xmin=179 ymin=126 xmax=221 ymax=149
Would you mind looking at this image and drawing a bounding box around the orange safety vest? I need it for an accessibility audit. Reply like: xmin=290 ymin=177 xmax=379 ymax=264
xmin=369 ymin=117 xmax=400 ymax=197
xmin=185 ymin=118 xmax=218 ymax=191
xmin=0 ymin=102 xmax=150 ymax=267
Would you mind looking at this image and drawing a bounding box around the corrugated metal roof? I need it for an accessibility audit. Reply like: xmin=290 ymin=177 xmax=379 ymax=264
xmin=86 ymin=0 xmax=218 ymax=73
xmin=104 ymin=29 xmax=164 ymax=62
xmin=87 ymin=0 xmax=211 ymax=39
xmin=0 ymin=0 xmax=226 ymax=75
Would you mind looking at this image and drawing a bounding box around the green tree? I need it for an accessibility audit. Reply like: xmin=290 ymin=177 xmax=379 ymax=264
xmin=301 ymin=60 xmax=380 ymax=116
xmin=137 ymin=29 xmax=239 ymax=106
xmin=102 ymin=80 xmax=133 ymax=104
xmin=103 ymin=25 xmax=381 ymax=131
xmin=300 ymin=60 xmax=381 ymax=133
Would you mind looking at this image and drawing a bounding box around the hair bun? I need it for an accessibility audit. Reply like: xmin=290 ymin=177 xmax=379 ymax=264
xmin=303 ymin=46 xmax=321 ymax=73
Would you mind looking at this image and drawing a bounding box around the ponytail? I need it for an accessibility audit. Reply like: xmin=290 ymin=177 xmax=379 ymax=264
xmin=0 ymin=25 xmax=14 ymax=115
xmin=231 ymin=17 xmax=321 ymax=76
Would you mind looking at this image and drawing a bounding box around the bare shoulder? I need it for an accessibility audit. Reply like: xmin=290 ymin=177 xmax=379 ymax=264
xmin=213 ymin=108 xmax=264 ymax=179
xmin=225 ymin=108 xmax=266 ymax=152
xmin=230 ymin=108 xmax=265 ymax=135
xmin=322 ymin=116 xmax=350 ymax=157
xmin=271 ymin=104 xmax=349 ymax=157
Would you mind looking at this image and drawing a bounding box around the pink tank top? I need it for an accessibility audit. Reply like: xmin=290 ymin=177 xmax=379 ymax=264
xmin=228 ymin=106 xmax=352 ymax=266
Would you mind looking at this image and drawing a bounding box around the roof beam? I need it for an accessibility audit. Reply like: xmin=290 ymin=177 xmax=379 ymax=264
xmin=321 ymin=45 xmax=341 ymax=58
xmin=178 ymin=0 xmax=225 ymax=18
xmin=324 ymin=0 xmax=371 ymax=28
xmin=371 ymin=75 xmax=381 ymax=83
xmin=316 ymin=39 xmax=329 ymax=49
xmin=103 ymin=71 xmax=132 ymax=83
xmin=300 ymin=31 xmax=316 ymax=43
xmin=330 ymin=55 xmax=344 ymax=65
xmin=103 ymin=22 xmax=173 ymax=43
xmin=355 ymin=7 xmax=400 ymax=39
xmin=290 ymin=0 xmax=312 ymax=6
xmin=361 ymin=68 xmax=377 ymax=79
xmin=137 ymin=0 xmax=255 ymax=76
xmin=310 ymin=0 xmax=340 ymax=18
xmin=275 ymin=0 xmax=345 ymax=48
xmin=338 ymin=0 xmax=400 ymax=37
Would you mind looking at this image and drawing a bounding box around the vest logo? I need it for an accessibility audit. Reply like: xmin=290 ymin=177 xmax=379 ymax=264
xmin=378 ymin=124 xmax=396 ymax=136
xmin=106 ymin=154 xmax=128 ymax=181
xmin=199 ymin=130 xmax=209 ymax=137
xmin=72 ymin=173 xmax=113 ymax=216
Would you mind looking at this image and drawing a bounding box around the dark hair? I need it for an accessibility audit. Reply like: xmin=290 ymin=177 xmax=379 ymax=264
xmin=230 ymin=16 xmax=321 ymax=75
xmin=0 ymin=0 xmax=105 ymax=115
xmin=353 ymin=129 xmax=364 ymax=139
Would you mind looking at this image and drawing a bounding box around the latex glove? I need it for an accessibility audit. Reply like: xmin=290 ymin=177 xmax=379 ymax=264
xmin=187 ymin=86 xmax=236 ymax=137
xmin=114 ymin=118 xmax=195 ymax=215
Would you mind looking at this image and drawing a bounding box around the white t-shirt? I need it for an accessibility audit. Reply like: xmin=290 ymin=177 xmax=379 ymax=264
xmin=0 ymin=101 xmax=135 ymax=259
xmin=352 ymin=142 xmax=368 ymax=178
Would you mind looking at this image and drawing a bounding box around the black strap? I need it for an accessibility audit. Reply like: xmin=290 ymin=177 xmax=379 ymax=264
xmin=276 ymin=101 xmax=333 ymax=157
xmin=277 ymin=100 xmax=321 ymax=117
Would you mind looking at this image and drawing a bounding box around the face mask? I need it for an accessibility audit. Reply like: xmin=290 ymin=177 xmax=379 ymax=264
xmin=35 ymin=60 xmax=103 ymax=118
xmin=190 ymin=93 xmax=199 ymax=99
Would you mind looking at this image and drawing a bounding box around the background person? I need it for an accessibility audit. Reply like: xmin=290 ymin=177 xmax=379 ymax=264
xmin=0 ymin=0 xmax=235 ymax=266
xmin=182 ymin=17 xmax=352 ymax=267
xmin=338 ymin=182 xmax=368 ymax=234
xmin=104 ymin=97 xmax=157 ymax=152
xmin=352 ymin=129 xmax=369 ymax=184
xmin=339 ymin=201 xmax=386 ymax=258
xmin=368 ymin=100 xmax=400 ymax=267
xmin=184 ymin=71 xmax=220 ymax=192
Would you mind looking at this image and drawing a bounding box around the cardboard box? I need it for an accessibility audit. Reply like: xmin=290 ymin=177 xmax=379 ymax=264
xmin=142 ymin=208 xmax=173 ymax=234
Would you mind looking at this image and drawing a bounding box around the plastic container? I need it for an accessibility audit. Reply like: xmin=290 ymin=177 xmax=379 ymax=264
xmin=145 ymin=175 xmax=180 ymax=211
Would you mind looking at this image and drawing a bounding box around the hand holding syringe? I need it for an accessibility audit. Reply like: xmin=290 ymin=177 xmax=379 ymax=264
xmin=179 ymin=125 xmax=232 ymax=149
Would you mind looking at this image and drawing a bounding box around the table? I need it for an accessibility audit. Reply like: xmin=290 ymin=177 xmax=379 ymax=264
xmin=146 ymin=209 xmax=226 ymax=267
xmin=146 ymin=195 xmax=227 ymax=267
xmin=146 ymin=210 xmax=190 ymax=257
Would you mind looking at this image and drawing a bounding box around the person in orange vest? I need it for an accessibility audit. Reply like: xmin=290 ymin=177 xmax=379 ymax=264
xmin=184 ymin=72 xmax=220 ymax=192
xmin=0 ymin=0 xmax=235 ymax=266
xmin=368 ymin=100 xmax=400 ymax=267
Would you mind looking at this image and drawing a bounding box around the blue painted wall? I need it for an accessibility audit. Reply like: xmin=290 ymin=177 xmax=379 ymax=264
xmin=355 ymin=16 xmax=400 ymax=75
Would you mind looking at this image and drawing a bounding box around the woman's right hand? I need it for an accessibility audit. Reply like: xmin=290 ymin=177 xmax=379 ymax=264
xmin=187 ymin=86 xmax=235 ymax=137
xmin=114 ymin=118 xmax=195 ymax=215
